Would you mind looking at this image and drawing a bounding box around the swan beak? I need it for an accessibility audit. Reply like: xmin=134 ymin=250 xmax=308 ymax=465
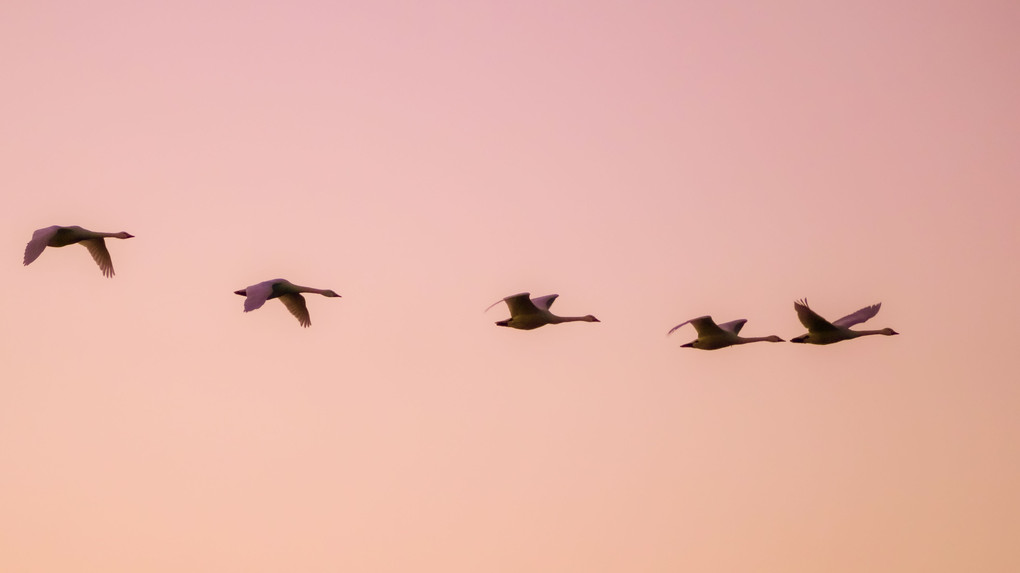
xmin=680 ymin=342 xmax=694 ymax=348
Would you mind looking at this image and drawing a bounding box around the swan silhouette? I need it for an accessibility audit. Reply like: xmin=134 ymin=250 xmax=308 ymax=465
xmin=486 ymin=292 xmax=599 ymax=330
xmin=668 ymin=315 xmax=783 ymax=350
xmin=234 ymin=279 xmax=341 ymax=327
xmin=790 ymin=299 xmax=898 ymax=344
xmin=24 ymin=225 xmax=134 ymax=277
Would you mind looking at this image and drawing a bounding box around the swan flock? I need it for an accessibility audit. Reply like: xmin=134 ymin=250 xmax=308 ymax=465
xmin=24 ymin=225 xmax=900 ymax=340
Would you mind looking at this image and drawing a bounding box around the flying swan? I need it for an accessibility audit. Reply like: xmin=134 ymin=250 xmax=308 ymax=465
xmin=790 ymin=299 xmax=898 ymax=344
xmin=234 ymin=279 xmax=341 ymax=327
xmin=667 ymin=315 xmax=783 ymax=350
xmin=24 ymin=225 xmax=134 ymax=277
xmin=486 ymin=292 xmax=599 ymax=330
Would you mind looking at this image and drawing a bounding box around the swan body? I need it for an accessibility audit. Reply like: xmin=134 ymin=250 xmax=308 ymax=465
xmin=668 ymin=315 xmax=783 ymax=350
xmin=24 ymin=225 xmax=134 ymax=277
xmin=790 ymin=299 xmax=898 ymax=344
xmin=486 ymin=292 xmax=599 ymax=330
xmin=234 ymin=279 xmax=341 ymax=327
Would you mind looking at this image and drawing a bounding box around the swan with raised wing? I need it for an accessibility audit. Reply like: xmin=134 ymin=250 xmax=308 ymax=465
xmin=790 ymin=299 xmax=898 ymax=344
xmin=486 ymin=292 xmax=599 ymax=330
xmin=668 ymin=315 xmax=783 ymax=350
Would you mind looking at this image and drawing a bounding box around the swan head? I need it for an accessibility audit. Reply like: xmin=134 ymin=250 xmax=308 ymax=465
xmin=882 ymin=328 xmax=898 ymax=336
xmin=116 ymin=232 xmax=134 ymax=239
xmin=583 ymin=315 xmax=600 ymax=322
xmin=233 ymin=289 xmax=247 ymax=296
xmin=321 ymin=290 xmax=342 ymax=298
xmin=790 ymin=334 xmax=809 ymax=344
xmin=680 ymin=341 xmax=696 ymax=348
xmin=764 ymin=335 xmax=785 ymax=342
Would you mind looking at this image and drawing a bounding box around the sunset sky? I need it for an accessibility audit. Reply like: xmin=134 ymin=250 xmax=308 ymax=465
xmin=2 ymin=1 xmax=1019 ymax=571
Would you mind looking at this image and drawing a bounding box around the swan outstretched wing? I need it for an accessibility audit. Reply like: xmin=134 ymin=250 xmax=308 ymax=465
xmin=80 ymin=238 xmax=115 ymax=277
xmin=279 ymin=293 xmax=311 ymax=327
xmin=668 ymin=316 xmax=725 ymax=337
xmin=794 ymin=299 xmax=837 ymax=332
xmin=242 ymin=280 xmax=276 ymax=312
xmin=833 ymin=303 xmax=882 ymax=328
xmin=23 ymin=226 xmax=59 ymax=266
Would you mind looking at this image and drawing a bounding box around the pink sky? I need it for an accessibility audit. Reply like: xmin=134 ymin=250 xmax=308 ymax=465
xmin=2 ymin=1 xmax=1019 ymax=571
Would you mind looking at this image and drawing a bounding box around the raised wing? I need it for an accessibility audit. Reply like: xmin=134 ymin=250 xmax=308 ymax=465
xmin=242 ymin=280 xmax=276 ymax=312
xmin=279 ymin=293 xmax=311 ymax=327
xmin=793 ymin=299 xmax=837 ymax=332
xmin=485 ymin=292 xmax=524 ymax=313
xmin=23 ymin=226 xmax=59 ymax=266
xmin=530 ymin=294 xmax=559 ymax=311
xmin=717 ymin=319 xmax=747 ymax=334
xmin=80 ymin=238 xmax=115 ymax=277
xmin=668 ymin=315 xmax=726 ymax=337
xmin=833 ymin=303 xmax=882 ymax=328
xmin=485 ymin=292 xmax=541 ymax=317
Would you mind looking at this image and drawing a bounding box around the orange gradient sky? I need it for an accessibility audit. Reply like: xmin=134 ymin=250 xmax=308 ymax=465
xmin=2 ymin=1 xmax=1019 ymax=571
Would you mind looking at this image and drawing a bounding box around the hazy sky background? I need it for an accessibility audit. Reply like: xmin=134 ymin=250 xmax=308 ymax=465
xmin=2 ymin=1 xmax=1019 ymax=571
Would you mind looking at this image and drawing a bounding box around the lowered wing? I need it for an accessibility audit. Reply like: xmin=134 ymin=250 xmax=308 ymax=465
xmin=242 ymin=280 xmax=276 ymax=312
xmin=80 ymin=238 xmax=115 ymax=277
xmin=279 ymin=293 xmax=311 ymax=327
xmin=23 ymin=226 xmax=59 ymax=266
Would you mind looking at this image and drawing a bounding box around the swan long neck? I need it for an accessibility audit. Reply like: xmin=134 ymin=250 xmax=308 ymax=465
xmin=548 ymin=314 xmax=598 ymax=324
xmin=735 ymin=335 xmax=783 ymax=344
xmin=848 ymin=329 xmax=894 ymax=338
xmin=286 ymin=284 xmax=318 ymax=294
xmin=294 ymin=286 xmax=340 ymax=297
